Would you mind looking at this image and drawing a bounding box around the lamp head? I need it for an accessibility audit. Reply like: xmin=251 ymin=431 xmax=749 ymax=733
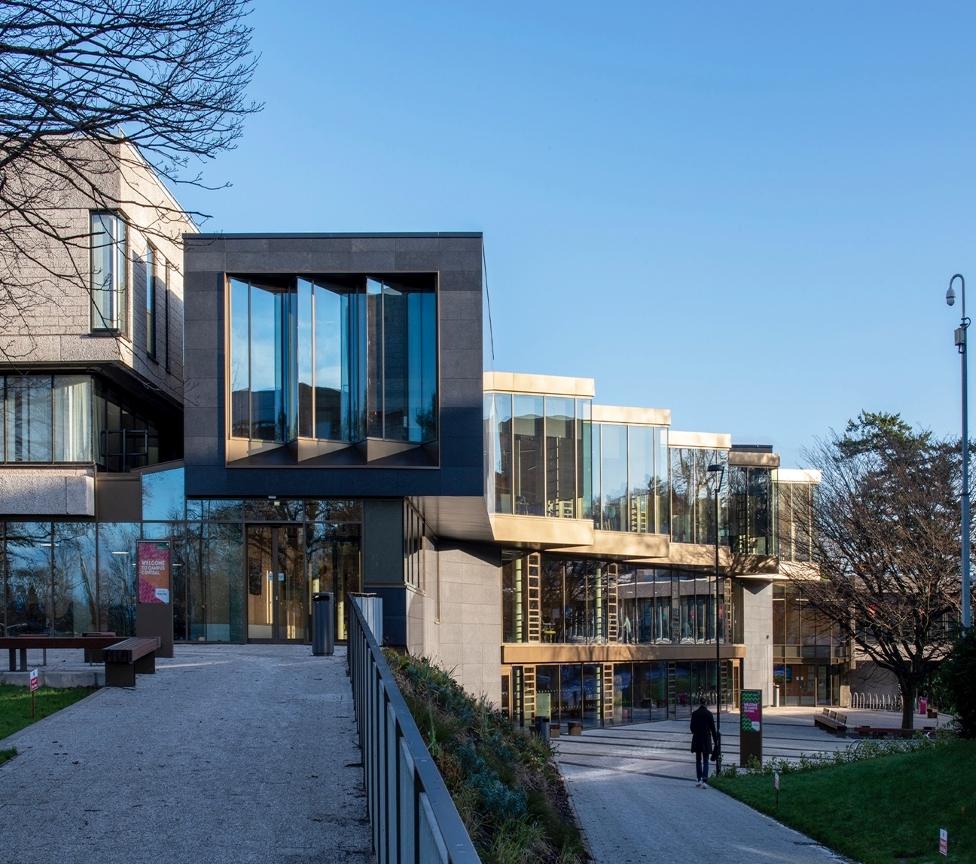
xmin=947 ymin=285 xmax=956 ymax=307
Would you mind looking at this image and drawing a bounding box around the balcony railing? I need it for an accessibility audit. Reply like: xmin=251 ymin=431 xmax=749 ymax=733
xmin=347 ymin=597 xmax=479 ymax=864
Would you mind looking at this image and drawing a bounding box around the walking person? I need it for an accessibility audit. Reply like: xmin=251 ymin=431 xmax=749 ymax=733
xmin=690 ymin=696 xmax=717 ymax=787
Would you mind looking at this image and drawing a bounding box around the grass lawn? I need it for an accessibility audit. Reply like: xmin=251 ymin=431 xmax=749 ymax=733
xmin=0 ymin=684 xmax=94 ymax=745
xmin=712 ymin=739 xmax=976 ymax=864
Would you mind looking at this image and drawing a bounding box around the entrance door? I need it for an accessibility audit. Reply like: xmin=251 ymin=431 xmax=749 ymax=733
xmin=246 ymin=525 xmax=307 ymax=642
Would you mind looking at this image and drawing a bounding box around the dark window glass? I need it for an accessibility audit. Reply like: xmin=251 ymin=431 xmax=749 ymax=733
xmin=491 ymin=393 xmax=513 ymax=514
xmin=628 ymin=426 xmax=652 ymax=533
xmin=4 ymin=522 xmax=52 ymax=634
xmin=297 ymin=278 xmax=313 ymax=438
xmin=577 ymin=400 xmax=592 ymax=520
xmin=545 ymin=397 xmax=576 ymax=518
xmin=513 ymin=395 xmax=544 ymax=516
xmin=600 ymin=425 xmax=627 ymax=531
xmin=52 ymin=522 xmax=97 ymax=634
xmin=97 ymin=522 xmax=139 ymax=635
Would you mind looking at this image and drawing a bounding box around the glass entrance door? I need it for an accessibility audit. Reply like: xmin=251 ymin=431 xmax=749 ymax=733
xmin=246 ymin=525 xmax=308 ymax=642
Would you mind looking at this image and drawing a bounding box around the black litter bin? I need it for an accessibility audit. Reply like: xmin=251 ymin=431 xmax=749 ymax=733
xmin=312 ymin=592 xmax=334 ymax=656
xmin=534 ymin=715 xmax=551 ymax=744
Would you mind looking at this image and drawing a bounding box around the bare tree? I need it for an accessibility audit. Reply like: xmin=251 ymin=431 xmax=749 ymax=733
xmin=0 ymin=0 xmax=260 ymax=357
xmin=785 ymin=411 xmax=962 ymax=729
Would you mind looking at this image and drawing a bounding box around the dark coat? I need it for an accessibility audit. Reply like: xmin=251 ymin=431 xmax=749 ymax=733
xmin=690 ymin=705 xmax=716 ymax=754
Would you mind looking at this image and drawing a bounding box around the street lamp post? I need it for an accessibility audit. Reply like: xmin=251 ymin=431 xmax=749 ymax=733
xmin=707 ymin=462 xmax=726 ymax=774
xmin=946 ymin=274 xmax=972 ymax=630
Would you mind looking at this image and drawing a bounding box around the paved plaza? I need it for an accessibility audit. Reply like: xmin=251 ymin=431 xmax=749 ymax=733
xmin=556 ymin=709 xmax=862 ymax=864
xmin=0 ymin=645 xmax=373 ymax=864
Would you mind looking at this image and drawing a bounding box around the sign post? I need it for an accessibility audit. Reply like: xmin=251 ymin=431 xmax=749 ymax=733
xmin=740 ymin=689 xmax=763 ymax=767
xmin=29 ymin=668 xmax=39 ymax=720
xmin=940 ymin=828 xmax=948 ymax=857
xmin=773 ymin=770 xmax=780 ymax=809
xmin=136 ymin=540 xmax=174 ymax=658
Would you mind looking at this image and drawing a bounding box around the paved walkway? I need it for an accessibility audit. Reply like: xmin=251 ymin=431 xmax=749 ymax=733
xmin=0 ymin=644 xmax=373 ymax=864
xmin=557 ymin=709 xmax=852 ymax=864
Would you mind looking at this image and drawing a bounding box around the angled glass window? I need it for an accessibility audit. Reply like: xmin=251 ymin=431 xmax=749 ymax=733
xmin=491 ymin=393 xmax=514 ymax=514
xmin=314 ymin=280 xmax=363 ymax=442
xmin=90 ymin=213 xmax=128 ymax=333
xmin=600 ymin=424 xmax=627 ymax=531
xmin=628 ymin=426 xmax=652 ymax=533
xmin=53 ymin=375 xmax=92 ymax=462
xmin=229 ymin=278 xmax=250 ymax=438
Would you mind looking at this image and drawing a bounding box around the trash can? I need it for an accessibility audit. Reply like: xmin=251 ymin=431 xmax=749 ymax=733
xmin=534 ymin=715 xmax=550 ymax=744
xmin=312 ymin=592 xmax=334 ymax=656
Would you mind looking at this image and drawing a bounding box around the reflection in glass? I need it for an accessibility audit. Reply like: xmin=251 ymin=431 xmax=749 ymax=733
xmin=97 ymin=522 xmax=139 ymax=636
xmin=142 ymin=466 xmax=185 ymax=521
xmin=4 ymin=522 xmax=52 ymax=633
xmin=297 ymin=278 xmax=313 ymax=438
xmin=545 ymin=397 xmax=576 ymax=518
xmin=53 ymin=522 xmax=97 ymax=634
xmin=90 ymin=213 xmax=127 ymax=332
xmin=577 ymin=400 xmax=592 ymax=519
xmin=230 ymin=278 xmax=250 ymax=438
xmin=491 ymin=394 xmax=513 ymax=514
xmin=600 ymin=425 xmax=627 ymax=531
xmin=628 ymin=426 xmax=652 ymax=533
xmin=513 ymin=395 xmax=544 ymax=516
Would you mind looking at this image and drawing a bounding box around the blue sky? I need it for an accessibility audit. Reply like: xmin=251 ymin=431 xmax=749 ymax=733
xmin=177 ymin=3 xmax=976 ymax=465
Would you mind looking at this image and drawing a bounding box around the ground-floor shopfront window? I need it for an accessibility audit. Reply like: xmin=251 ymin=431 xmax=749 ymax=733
xmin=0 ymin=465 xmax=364 ymax=643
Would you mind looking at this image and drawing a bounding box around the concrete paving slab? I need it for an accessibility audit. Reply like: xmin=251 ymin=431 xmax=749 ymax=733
xmin=0 ymin=644 xmax=374 ymax=864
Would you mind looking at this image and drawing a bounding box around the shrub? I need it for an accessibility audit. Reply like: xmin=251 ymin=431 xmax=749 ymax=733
xmin=934 ymin=629 xmax=976 ymax=738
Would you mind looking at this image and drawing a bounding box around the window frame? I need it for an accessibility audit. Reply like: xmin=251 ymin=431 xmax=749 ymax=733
xmin=145 ymin=242 xmax=157 ymax=360
xmin=89 ymin=211 xmax=130 ymax=336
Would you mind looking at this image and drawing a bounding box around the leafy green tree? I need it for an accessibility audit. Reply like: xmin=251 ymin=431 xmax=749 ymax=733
xmin=787 ymin=412 xmax=964 ymax=730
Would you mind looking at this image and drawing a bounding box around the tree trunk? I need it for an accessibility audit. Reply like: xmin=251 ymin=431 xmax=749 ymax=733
xmin=899 ymin=678 xmax=915 ymax=730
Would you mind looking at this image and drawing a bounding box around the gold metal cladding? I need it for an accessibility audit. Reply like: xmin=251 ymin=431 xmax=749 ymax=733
xmin=664 ymin=542 xmax=731 ymax=567
xmin=775 ymin=467 xmax=822 ymax=484
xmin=500 ymin=643 xmax=746 ymax=664
xmin=483 ymin=371 xmax=595 ymax=398
xmin=549 ymin=530 xmax=669 ymax=559
xmin=777 ymin=560 xmax=821 ymax=581
xmin=591 ymin=405 xmax=671 ymax=426
xmin=668 ymin=430 xmax=732 ymax=449
xmin=488 ymin=513 xmax=594 ymax=547
xmin=729 ymin=450 xmax=781 ymax=469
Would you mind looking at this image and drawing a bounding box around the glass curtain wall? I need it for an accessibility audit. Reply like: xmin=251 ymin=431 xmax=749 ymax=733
xmin=776 ymin=482 xmax=815 ymax=561
xmin=728 ymin=466 xmax=773 ymax=554
xmin=0 ymin=375 xmax=94 ymax=464
xmin=504 ymin=555 xmax=723 ymax=646
xmin=231 ymin=275 xmax=435 ymax=448
xmin=591 ymin=424 xmax=669 ymax=534
xmin=487 ymin=393 xmax=592 ymax=519
xmin=669 ymin=448 xmax=728 ymax=544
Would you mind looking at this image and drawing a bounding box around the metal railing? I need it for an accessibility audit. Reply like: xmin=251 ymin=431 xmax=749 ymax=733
xmin=347 ymin=598 xmax=480 ymax=864
xmin=850 ymin=691 xmax=904 ymax=711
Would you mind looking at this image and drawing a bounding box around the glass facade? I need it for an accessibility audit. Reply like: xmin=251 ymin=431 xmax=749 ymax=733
xmin=773 ymin=583 xmax=846 ymax=705
xmin=728 ymin=466 xmax=773 ymax=555
xmin=502 ymin=554 xmax=725 ymax=646
xmin=230 ymin=274 xmax=437 ymax=451
xmin=592 ymin=423 xmax=669 ymax=534
xmin=90 ymin=212 xmax=128 ymax=333
xmin=670 ymin=447 xmax=728 ymax=544
xmin=776 ymin=481 xmax=815 ymax=561
xmin=487 ymin=393 xmax=592 ymax=518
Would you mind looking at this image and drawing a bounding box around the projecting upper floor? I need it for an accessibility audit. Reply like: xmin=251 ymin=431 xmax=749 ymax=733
xmin=483 ymin=371 xmax=819 ymax=567
xmin=0 ymin=137 xmax=194 ymax=408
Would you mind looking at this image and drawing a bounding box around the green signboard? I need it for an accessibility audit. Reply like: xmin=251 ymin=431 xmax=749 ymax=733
xmin=740 ymin=689 xmax=763 ymax=766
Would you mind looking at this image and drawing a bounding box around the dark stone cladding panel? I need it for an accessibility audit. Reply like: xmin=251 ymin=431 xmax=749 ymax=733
xmin=182 ymin=234 xmax=484 ymax=500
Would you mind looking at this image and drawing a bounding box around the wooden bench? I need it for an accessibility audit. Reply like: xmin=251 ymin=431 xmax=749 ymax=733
xmin=814 ymin=708 xmax=848 ymax=734
xmin=853 ymin=725 xmax=935 ymax=739
xmin=0 ymin=635 xmax=122 ymax=672
xmin=82 ymin=632 xmax=117 ymax=664
xmin=104 ymin=637 xmax=161 ymax=687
